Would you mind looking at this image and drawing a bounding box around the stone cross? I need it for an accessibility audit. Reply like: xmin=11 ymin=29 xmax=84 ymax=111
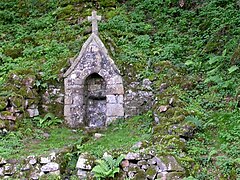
xmin=88 ymin=10 xmax=101 ymax=35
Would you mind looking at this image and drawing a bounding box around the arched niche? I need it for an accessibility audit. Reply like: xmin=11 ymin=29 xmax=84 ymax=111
xmin=84 ymin=73 xmax=106 ymax=127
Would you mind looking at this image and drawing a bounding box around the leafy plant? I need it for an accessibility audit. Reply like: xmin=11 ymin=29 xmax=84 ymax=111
xmin=33 ymin=113 xmax=62 ymax=128
xmin=92 ymin=154 xmax=125 ymax=179
xmin=185 ymin=116 xmax=202 ymax=129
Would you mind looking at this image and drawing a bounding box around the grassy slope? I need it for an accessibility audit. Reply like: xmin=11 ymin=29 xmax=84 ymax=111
xmin=0 ymin=0 xmax=240 ymax=179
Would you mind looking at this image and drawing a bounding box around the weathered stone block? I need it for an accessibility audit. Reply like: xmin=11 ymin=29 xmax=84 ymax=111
xmin=106 ymin=104 xmax=124 ymax=116
xmin=64 ymin=96 xmax=72 ymax=105
xmin=64 ymin=105 xmax=71 ymax=117
xmin=166 ymin=172 xmax=185 ymax=179
xmin=76 ymin=153 xmax=95 ymax=170
xmin=0 ymin=158 xmax=7 ymax=165
xmin=157 ymin=172 xmax=168 ymax=179
xmin=98 ymin=69 xmax=110 ymax=79
xmin=41 ymin=162 xmax=59 ymax=172
xmin=20 ymin=164 xmax=30 ymax=171
xmin=106 ymin=116 xmax=117 ymax=125
xmin=125 ymin=152 xmax=140 ymax=160
xmin=72 ymin=95 xmax=83 ymax=105
xmin=28 ymin=156 xmax=37 ymax=165
xmin=159 ymin=156 xmax=184 ymax=172
xmin=107 ymin=75 xmax=123 ymax=85
xmin=40 ymin=157 xmax=51 ymax=164
xmin=117 ymin=95 xmax=124 ymax=104
xmin=4 ymin=164 xmax=15 ymax=176
xmin=0 ymin=167 xmax=4 ymax=177
xmin=30 ymin=171 xmax=40 ymax=180
xmin=49 ymin=170 xmax=60 ymax=175
xmin=154 ymin=157 xmax=167 ymax=172
xmin=107 ymin=84 xmax=124 ymax=95
xmin=106 ymin=95 xmax=117 ymax=103
xmin=77 ymin=169 xmax=87 ymax=178
xmin=27 ymin=108 xmax=39 ymax=118
xmin=74 ymin=78 xmax=84 ymax=85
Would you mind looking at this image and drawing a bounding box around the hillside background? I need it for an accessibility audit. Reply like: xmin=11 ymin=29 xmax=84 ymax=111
xmin=0 ymin=0 xmax=240 ymax=179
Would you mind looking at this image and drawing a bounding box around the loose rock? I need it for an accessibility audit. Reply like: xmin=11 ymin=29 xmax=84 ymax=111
xmin=76 ymin=153 xmax=95 ymax=170
xmin=41 ymin=162 xmax=59 ymax=173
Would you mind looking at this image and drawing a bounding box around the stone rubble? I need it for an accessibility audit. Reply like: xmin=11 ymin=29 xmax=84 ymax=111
xmin=0 ymin=152 xmax=62 ymax=179
xmin=75 ymin=148 xmax=185 ymax=180
xmin=0 ymin=144 xmax=186 ymax=179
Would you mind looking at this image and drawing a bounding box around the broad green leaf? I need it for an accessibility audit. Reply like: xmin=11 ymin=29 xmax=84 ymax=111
xmin=109 ymin=168 xmax=120 ymax=177
xmin=98 ymin=160 xmax=109 ymax=172
xmin=228 ymin=65 xmax=239 ymax=74
xmin=222 ymin=49 xmax=227 ymax=56
xmin=103 ymin=155 xmax=114 ymax=168
xmin=115 ymin=154 xmax=125 ymax=166
xmin=207 ymin=149 xmax=218 ymax=162
xmin=204 ymin=75 xmax=222 ymax=83
xmin=185 ymin=60 xmax=194 ymax=66
xmin=44 ymin=113 xmax=55 ymax=120
xmin=208 ymin=56 xmax=219 ymax=65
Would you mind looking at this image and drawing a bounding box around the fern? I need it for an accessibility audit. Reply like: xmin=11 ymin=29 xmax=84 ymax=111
xmin=33 ymin=113 xmax=62 ymax=128
xmin=92 ymin=154 xmax=124 ymax=179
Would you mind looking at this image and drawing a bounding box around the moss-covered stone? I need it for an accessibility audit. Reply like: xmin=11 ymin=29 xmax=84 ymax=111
xmin=0 ymin=119 xmax=6 ymax=128
xmin=22 ymin=75 xmax=36 ymax=88
xmin=167 ymin=137 xmax=186 ymax=150
xmin=128 ymin=165 xmax=140 ymax=172
xmin=0 ymin=111 xmax=12 ymax=116
xmin=11 ymin=96 xmax=24 ymax=108
xmin=0 ymin=96 xmax=8 ymax=111
xmin=146 ymin=165 xmax=157 ymax=179
xmin=133 ymin=169 xmax=146 ymax=180
xmin=19 ymin=87 xmax=34 ymax=99
xmin=166 ymin=172 xmax=185 ymax=180
xmin=171 ymin=121 xmax=196 ymax=138
xmin=2 ymin=84 xmax=18 ymax=94
xmin=40 ymin=103 xmax=64 ymax=119
xmin=159 ymin=155 xmax=185 ymax=172
xmin=4 ymin=46 xmax=23 ymax=59
xmin=28 ymin=99 xmax=37 ymax=107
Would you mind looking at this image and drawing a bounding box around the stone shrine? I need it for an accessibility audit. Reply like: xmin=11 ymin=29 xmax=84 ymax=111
xmin=64 ymin=11 xmax=124 ymax=128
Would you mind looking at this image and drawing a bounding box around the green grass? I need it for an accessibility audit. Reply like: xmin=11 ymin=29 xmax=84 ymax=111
xmin=21 ymin=127 xmax=82 ymax=157
xmin=0 ymin=122 xmax=83 ymax=159
xmin=186 ymin=111 xmax=240 ymax=179
xmin=0 ymin=114 xmax=153 ymax=159
xmin=1 ymin=0 xmax=240 ymax=179
xmin=77 ymin=113 xmax=153 ymax=158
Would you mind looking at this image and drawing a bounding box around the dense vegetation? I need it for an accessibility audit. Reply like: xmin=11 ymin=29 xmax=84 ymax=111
xmin=0 ymin=0 xmax=240 ymax=179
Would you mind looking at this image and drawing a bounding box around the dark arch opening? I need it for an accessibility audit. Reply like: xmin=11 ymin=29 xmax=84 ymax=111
xmin=84 ymin=73 xmax=106 ymax=127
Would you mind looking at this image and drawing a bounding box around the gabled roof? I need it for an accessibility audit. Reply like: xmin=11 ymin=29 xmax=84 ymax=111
xmin=63 ymin=33 xmax=120 ymax=78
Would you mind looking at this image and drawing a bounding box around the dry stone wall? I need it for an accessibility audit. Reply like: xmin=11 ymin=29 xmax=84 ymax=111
xmin=0 ymin=69 xmax=155 ymax=131
xmin=75 ymin=150 xmax=185 ymax=180
xmin=124 ymin=78 xmax=154 ymax=118
xmin=40 ymin=84 xmax=64 ymax=118
xmin=0 ymin=73 xmax=39 ymax=130
xmin=0 ymin=72 xmax=65 ymax=131
xmin=0 ymin=147 xmax=186 ymax=180
xmin=0 ymin=151 xmax=64 ymax=179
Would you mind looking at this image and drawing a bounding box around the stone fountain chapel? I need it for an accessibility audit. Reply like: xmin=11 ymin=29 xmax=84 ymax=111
xmin=64 ymin=11 xmax=124 ymax=128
